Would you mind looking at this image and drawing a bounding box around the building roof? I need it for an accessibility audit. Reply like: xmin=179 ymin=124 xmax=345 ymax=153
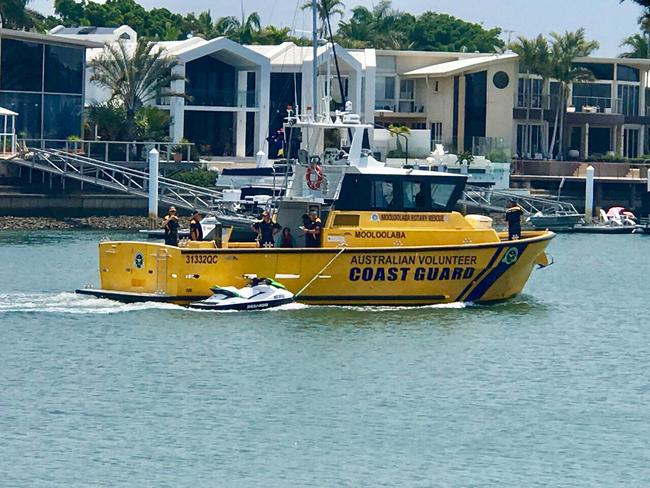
xmin=154 ymin=37 xmax=270 ymax=69
xmin=402 ymin=53 xmax=517 ymax=77
xmin=0 ymin=28 xmax=102 ymax=48
xmin=574 ymin=56 xmax=650 ymax=66
xmin=247 ymin=42 xmax=363 ymax=73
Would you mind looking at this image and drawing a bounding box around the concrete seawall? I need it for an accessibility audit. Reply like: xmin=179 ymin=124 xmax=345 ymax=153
xmin=0 ymin=193 xmax=176 ymax=218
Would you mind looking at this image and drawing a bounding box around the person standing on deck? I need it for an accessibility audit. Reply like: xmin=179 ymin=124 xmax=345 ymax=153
xmin=505 ymin=200 xmax=524 ymax=240
xmin=162 ymin=206 xmax=179 ymax=246
xmin=302 ymin=210 xmax=322 ymax=248
xmin=252 ymin=211 xmax=281 ymax=248
xmin=189 ymin=210 xmax=203 ymax=241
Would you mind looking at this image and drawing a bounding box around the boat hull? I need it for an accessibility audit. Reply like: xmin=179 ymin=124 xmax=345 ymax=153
xmin=84 ymin=231 xmax=554 ymax=306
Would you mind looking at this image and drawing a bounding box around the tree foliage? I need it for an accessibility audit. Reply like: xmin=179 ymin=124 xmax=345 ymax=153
xmin=337 ymin=1 xmax=503 ymax=52
xmin=510 ymin=29 xmax=599 ymax=159
xmin=8 ymin=0 xmax=504 ymax=54
xmin=90 ymin=38 xmax=185 ymax=137
xmin=620 ymin=33 xmax=650 ymax=57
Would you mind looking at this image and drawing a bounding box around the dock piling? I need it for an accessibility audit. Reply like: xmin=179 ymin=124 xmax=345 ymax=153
xmin=148 ymin=148 xmax=159 ymax=230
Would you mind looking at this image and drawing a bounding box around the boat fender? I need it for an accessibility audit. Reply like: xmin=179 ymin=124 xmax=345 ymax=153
xmin=306 ymin=164 xmax=324 ymax=190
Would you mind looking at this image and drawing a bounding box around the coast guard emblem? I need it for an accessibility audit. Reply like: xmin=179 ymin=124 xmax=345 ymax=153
xmin=134 ymin=252 xmax=145 ymax=269
xmin=502 ymin=247 xmax=519 ymax=265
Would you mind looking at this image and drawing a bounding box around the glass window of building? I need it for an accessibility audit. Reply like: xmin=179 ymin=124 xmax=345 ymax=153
xmin=375 ymin=76 xmax=396 ymax=110
xmin=0 ymin=39 xmax=43 ymax=92
xmin=431 ymin=122 xmax=443 ymax=144
xmin=43 ymin=94 xmax=83 ymax=139
xmin=516 ymin=124 xmax=543 ymax=158
xmin=616 ymin=64 xmax=640 ymax=82
xmin=572 ymin=83 xmax=613 ymax=112
xmin=376 ymin=56 xmax=396 ymax=71
xmin=572 ymin=62 xmax=614 ymax=80
xmin=0 ymin=92 xmax=42 ymax=139
xmin=185 ymin=56 xmax=236 ymax=106
xmin=517 ymin=78 xmax=542 ymax=108
xmin=624 ymin=128 xmax=639 ymax=158
xmin=44 ymin=45 xmax=84 ymax=94
xmin=618 ymin=84 xmax=639 ymax=116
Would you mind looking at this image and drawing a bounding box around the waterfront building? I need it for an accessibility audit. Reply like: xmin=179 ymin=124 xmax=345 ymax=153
xmin=39 ymin=25 xmax=650 ymax=162
xmin=515 ymin=57 xmax=650 ymax=159
xmin=0 ymin=28 xmax=100 ymax=143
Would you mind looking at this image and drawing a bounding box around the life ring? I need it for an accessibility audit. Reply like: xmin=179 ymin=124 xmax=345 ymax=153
xmin=306 ymin=164 xmax=324 ymax=190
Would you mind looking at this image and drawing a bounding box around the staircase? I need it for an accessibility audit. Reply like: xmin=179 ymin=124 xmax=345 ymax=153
xmin=6 ymin=148 xmax=224 ymax=212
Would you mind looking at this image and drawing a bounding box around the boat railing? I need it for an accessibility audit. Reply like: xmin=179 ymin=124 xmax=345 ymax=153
xmin=461 ymin=184 xmax=580 ymax=216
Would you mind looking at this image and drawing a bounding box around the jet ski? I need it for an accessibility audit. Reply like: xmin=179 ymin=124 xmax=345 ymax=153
xmin=188 ymin=277 xmax=294 ymax=311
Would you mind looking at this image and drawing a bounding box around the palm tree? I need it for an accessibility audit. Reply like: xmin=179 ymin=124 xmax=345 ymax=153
xmin=338 ymin=1 xmax=411 ymax=50
xmin=548 ymin=29 xmax=599 ymax=159
xmin=510 ymin=34 xmax=552 ymax=157
xmin=215 ymin=12 xmax=261 ymax=44
xmin=620 ymin=33 xmax=650 ymax=58
xmin=0 ymin=0 xmax=39 ymax=29
xmin=302 ymin=0 xmax=346 ymax=39
xmin=90 ymin=39 xmax=186 ymax=139
xmin=622 ymin=0 xmax=650 ymax=31
xmin=388 ymin=124 xmax=411 ymax=156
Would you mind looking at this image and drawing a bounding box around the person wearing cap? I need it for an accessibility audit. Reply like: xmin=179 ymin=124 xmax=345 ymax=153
xmin=162 ymin=206 xmax=179 ymax=246
xmin=505 ymin=200 xmax=524 ymax=240
xmin=251 ymin=210 xmax=281 ymax=248
xmin=301 ymin=210 xmax=322 ymax=248
xmin=189 ymin=210 xmax=204 ymax=241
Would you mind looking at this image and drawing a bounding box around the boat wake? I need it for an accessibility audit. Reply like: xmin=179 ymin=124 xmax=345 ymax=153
xmin=330 ymin=302 xmax=472 ymax=312
xmin=0 ymin=292 xmax=183 ymax=315
xmin=0 ymin=292 xmax=471 ymax=315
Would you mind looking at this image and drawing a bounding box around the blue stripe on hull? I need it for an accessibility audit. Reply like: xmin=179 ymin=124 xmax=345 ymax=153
xmin=463 ymin=242 xmax=529 ymax=302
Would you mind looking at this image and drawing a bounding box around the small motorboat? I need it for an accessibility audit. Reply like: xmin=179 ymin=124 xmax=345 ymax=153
xmin=188 ymin=277 xmax=294 ymax=311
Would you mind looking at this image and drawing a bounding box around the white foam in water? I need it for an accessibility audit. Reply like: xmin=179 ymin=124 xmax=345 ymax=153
xmin=332 ymin=302 xmax=472 ymax=312
xmin=0 ymin=292 xmax=184 ymax=315
xmin=0 ymin=292 xmax=470 ymax=315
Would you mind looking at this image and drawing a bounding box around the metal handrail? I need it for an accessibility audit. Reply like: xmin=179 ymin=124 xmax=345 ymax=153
xmin=19 ymin=138 xmax=196 ymax=164
xmin=461 ymin=183 xmax=580 ymax=216
xmin=13 ymin=147 xmax=224 ymax=212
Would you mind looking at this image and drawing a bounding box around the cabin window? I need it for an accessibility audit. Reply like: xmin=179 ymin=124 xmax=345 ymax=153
xmin=430 ymin=183 xmax=456 ymax=209
xmin=403 ymin=181 xmax=427 ymax=209
xmin=371 ymin=180 xmax=396 ymax=209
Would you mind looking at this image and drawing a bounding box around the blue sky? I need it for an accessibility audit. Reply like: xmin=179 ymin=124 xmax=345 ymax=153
xmin=31 ymin=0 xmax=643 ymax=57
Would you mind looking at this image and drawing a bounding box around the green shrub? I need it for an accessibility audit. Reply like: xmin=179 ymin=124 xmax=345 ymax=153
xmin=168 ymin=169 xmax=216 ymax=188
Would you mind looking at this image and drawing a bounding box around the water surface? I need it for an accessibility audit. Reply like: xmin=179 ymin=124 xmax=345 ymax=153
xmin=0 ymin=231 xmax=649 ymax=486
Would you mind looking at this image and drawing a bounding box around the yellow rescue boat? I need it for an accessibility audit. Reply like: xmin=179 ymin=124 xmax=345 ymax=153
xmin=77 ymin=166 xmax=554 ymax=306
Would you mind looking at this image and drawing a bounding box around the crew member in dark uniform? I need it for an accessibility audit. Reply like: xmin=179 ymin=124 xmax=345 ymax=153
xmin=162 ymin=206 xmax=179 ymax=246
xmin=302 ymin=210 xmax=322 ymax=248
xmin=189 ymin=210 xmax=203 ymax=241
xmin=505 ymin=200 xmax=524 ymax=240
xmin=251 ymin=210 xmax=281 ymax=247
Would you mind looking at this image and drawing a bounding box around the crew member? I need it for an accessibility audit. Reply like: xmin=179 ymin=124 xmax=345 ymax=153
xmin=252 ymin=210 xmax=281 ymax=247
xmin=162 ymin=206 xmax=179 ymax=246
xmin=280 ymin=227 xmax=295 ymax=248
xmin=302 ymin=210 xmax=322 ymax=248
xmin=189 ymin=210 xmax=203 ymax=241
xmin=505 ymin=200 xmax=524 ymax=240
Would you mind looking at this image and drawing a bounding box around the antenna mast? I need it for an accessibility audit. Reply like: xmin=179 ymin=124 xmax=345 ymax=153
xmin=312 ymin=0 xmax=318 ymax=116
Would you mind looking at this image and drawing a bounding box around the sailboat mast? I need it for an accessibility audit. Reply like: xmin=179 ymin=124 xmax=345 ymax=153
xmin=312 ymin=0 xmax=318 ymax=116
